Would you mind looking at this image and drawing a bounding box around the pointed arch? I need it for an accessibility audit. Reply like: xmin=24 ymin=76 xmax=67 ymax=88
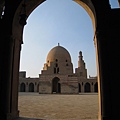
xmin=84 ymin=82 xmax=91 ymax=92
xmin=20 ymin=82 xmax=26 ymax=92
xmin=52 ymin=77 xmax=61 ymax=93
xmin=29 ymin=83 xmax=34 ymax=92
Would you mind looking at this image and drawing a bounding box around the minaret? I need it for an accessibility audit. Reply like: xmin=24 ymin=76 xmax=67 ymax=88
xmin=75 ymin=51 xmax=87 ymax=78
xmin=78 ymin=51 xmax=85 ymax=68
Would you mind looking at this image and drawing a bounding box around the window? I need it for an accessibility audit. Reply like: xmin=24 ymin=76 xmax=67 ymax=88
xmin=56 ymin=59 xmax=58 ymax=62
xmin=56 ymin=63 xmax=58 ymax=67
xmin=54 ymin=68 xmax=56 ymax=73
xmin=66 ymin=64 xmax=68 ymax=66
xmin=57 ymin=68 xmax=59 ymax=73
xmin=54 ymin=67 xmax=59 ymax=74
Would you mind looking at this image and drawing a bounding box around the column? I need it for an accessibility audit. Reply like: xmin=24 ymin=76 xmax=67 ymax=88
xmin=95 ymin=28 xmax=120 ymax=119
xmin=81 ymin=82 xmax=84 ymax=93
xmin=91 ymin=83 xmax=94 ymax=92
xmin=0 ymin=35 xmax=14 ymax=120
xmin=10 ymin=38 xmax=22 ymax=118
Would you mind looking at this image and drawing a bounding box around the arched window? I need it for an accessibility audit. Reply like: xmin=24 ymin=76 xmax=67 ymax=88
xmin=56 ymin=63 xmax=58 ymax=67
xmin=56 ymin=59 xmax=58 ymax=62
xmin=54 ymin=67 xmax=56 ymax=73
xmin=57 ymin=68 xmax=59 ymax=73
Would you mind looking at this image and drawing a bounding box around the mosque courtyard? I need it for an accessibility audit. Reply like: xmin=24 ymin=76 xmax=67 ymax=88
xmin=18 ymin=92 xmax=98 ymax=120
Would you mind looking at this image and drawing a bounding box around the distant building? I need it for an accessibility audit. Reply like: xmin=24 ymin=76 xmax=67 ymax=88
xmin=19 ymin=44 xmax=98 ymax=93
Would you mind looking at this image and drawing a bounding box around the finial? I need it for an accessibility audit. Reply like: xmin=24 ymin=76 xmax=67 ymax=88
xmin=79 ymin=51 xmax=82 ymax=56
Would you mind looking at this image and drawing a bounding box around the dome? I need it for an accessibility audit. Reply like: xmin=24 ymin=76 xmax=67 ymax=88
xmin=46 ymin=45 xmax=72 ymax=63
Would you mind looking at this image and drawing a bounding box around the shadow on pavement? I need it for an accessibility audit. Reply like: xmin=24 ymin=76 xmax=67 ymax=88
xmin=15 ymin=117 xmax=45 ymax=120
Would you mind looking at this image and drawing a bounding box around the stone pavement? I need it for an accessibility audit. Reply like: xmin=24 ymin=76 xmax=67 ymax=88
xmin=17 ymin=93 xmax=98 ymax=120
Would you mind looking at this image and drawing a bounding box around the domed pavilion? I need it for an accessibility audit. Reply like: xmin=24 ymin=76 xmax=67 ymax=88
xmin=38 ymin=44 xmax=97 ymax=94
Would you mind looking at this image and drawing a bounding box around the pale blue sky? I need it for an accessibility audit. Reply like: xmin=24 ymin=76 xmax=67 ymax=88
xmin=20 ymin=0 xmax=119 ymax=77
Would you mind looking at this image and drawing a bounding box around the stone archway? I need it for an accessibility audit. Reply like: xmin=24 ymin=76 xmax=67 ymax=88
xmin=1 ymin=1 xmax=120 ymax=120
xmin=84 ymin=82 xmax=91 ymax=92
xmin=11 ymin=0 xmax=97 ymax=119
xmin=20 ymin=83 xmax=26 ymax=92
xmin=0 ymin=0 xmax=120 ymax=119
xmin=0 ymin=0 xmax=98 ymax=119
xmin=52 ymin=77 xmax=61 ymax=93
xmin=29 ymin=83 xmax=34 ymax=92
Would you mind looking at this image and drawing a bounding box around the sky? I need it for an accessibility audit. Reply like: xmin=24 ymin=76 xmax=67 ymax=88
xmin=19 ymin=0 xmax=119 ymax=78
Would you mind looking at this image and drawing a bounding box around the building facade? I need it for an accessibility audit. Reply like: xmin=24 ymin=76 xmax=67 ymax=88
xmin=19 ymin=45 xmax=97 ymax=94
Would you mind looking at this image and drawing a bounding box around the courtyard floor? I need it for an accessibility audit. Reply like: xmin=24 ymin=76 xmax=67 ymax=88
xmin=17 ymin=92 xmax=99 ymax=120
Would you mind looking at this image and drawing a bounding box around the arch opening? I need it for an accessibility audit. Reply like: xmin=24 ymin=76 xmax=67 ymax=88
xmin=20 ymin=83 xmax=26 ymax=92
xmin=52 ymin=77 xmax=61 ymax=93
xmin=16 ymin=0 xmax=98 ymax=119
xmin=29 ymin=83 xmax=34 ymax=92
xmin=84 ymin=82 xmax=91 ymax=92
